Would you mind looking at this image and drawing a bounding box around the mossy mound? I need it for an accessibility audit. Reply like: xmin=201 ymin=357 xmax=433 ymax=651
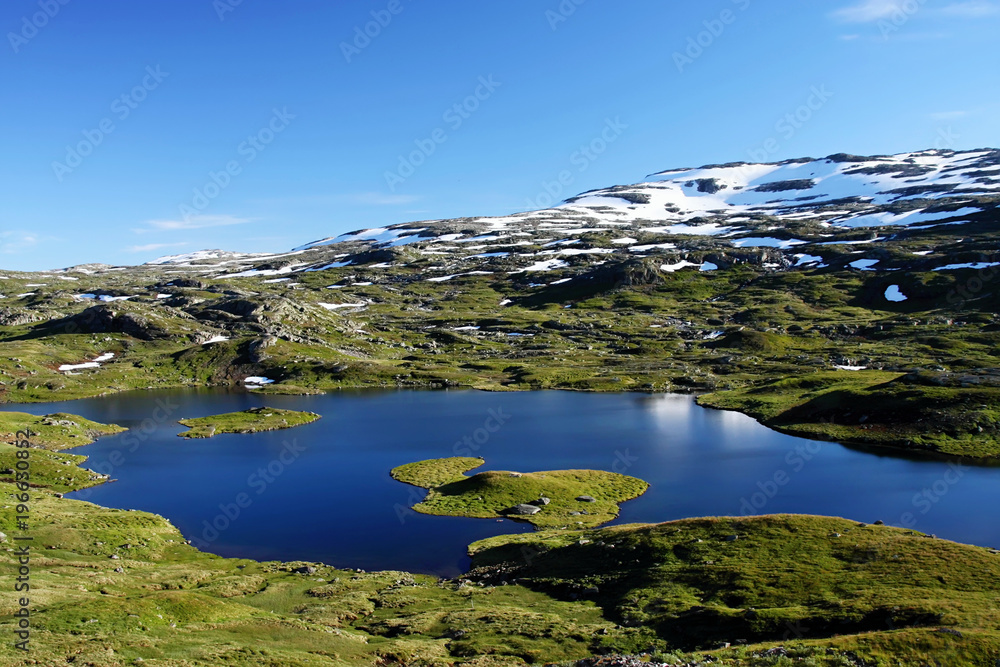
xmin=391 ymin=456 xmax=486 ymax=488
xmin=177 ymin=407 xmax=320 ymax=439
xmin=0 ymin=411 xmax=125 ymax=450
xmin=710 ymin=329 xmax=792 ymax=354
xmin=391 ymin=457 xmax=649 ymax=529
xmin=470 ymin=514 xmax=1000 ymax=661
xmin=5 ymin=426 xmax=1000 ymax=664
xmin=0 ymin=411 xmax=126 ymax=493
xmin=700 ymin=370 xmax=1000 ymax=458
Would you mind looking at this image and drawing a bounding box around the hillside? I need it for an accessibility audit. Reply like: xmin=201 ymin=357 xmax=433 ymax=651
xmin=0 ymin=148 xmax=999 ymax=458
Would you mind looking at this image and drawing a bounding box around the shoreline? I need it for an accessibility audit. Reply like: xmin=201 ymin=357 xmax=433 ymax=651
xmin=5 ymin=379 xmax=999 ymax=464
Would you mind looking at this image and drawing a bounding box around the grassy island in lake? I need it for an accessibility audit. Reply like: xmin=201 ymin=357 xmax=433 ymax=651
xmin=177 ymin=407 xmax=320 ymax=439
xmin=4 ymin=423 xmax=1000 ymax=664
xmin=390 ymin=456 xmax=649 ymax=529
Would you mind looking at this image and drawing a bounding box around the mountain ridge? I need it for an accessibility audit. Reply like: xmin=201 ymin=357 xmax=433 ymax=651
xmin=125 ymin=146 xmax=998 ymax=285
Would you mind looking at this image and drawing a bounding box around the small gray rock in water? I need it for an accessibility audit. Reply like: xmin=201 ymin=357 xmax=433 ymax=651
xmin=576 ymin=495 xmax=597 ymax=503
xmin=507 ymin=504 xmax=542 ymax=516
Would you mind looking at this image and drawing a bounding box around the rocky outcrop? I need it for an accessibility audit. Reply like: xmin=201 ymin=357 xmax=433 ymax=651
xmin=38 ymin=305 xmax=168 ymax=340
xmin=0 ymin=308 xmax=45 ymax=327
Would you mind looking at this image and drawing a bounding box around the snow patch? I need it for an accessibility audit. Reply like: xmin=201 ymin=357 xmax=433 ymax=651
xmin=933 ymin=262 xmax=1000 ymax=271
xmin=848 ymin=259 xmax=880 ymax=271
xmin=513 ymin=259 xmax=570 ymax=273
xmin=731 ymin=237 xmax=807 ymax=249
xmin=660 ymin=261 xmax=701 ymax=273
xmin=630 ymin=243 xmax=677 ymax=253
xmin=318 ymin=302 xmax=367 ymax=310
xmin=59 ymin=362 xmax=101 ymax=372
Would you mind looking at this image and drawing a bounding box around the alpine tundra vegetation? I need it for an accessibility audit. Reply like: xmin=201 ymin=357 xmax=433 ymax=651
xmin=4 ymin=149 xmax=1000 ymax=665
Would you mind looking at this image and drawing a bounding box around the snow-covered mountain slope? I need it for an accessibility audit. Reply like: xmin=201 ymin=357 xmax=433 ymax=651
xmin=142 ymin=148 xmax=999 ymax=281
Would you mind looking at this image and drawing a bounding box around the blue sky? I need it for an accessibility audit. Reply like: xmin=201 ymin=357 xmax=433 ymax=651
xmin=1 ymin=0 xmax=997 ymax=271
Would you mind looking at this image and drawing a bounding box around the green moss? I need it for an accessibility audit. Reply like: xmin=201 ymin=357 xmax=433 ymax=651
xmin=2 ymin=421 xmax=1000 ymax=665
xmin=470 ymin=514 xmax=1000 ymax=661
xmin=0 ymin=411 xmax=125 ymax=450
xmin=176 ymin=407 xmax=320 ymax=439
xmin=700 ymin=370 xmax=1000 ymax=458
xmin=391 ymin=457 xmax=649 ymax=529
xmin=391 ymin=456 xmax=486 ymax=487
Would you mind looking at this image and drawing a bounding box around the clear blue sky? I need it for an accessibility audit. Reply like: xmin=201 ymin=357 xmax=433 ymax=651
xmin=1 ymin=0 xmax=997 ymax=270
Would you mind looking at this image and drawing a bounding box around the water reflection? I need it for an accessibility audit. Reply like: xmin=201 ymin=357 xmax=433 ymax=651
xmin=4 ymin=388 xmax=997 ymax=574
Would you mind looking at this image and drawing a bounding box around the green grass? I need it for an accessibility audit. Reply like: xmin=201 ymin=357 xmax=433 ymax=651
xmin=0 ymin=411 xmax=126 ymax=449
xmin=699 ymin=370 xmax=1000 ymax=459
xmin=391 ymin=457 xmax=650 ymax=529
xmin=2 ymin=410 xmax=1000 ymax=664
xmin=3 ymin=264 xmax=1000 ymax=460
xmin=469 ymin=514 xmax=1000 ymax=663
xmin=0 ymin=412 xmax=127 ymax=493
xmin=176 ymin=407 xmax=321 ymax=439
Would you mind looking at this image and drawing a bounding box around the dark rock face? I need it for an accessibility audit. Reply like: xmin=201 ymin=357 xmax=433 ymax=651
xmin=248 ymin=336 xmax=278 ymax=363
xmin=203 ymin=299 xmax=261 ymax=319
xmin=755 ymin=179 xmax=816 ymax=193
xmin=589 ymin=259 xmax=666 ymax=289
xmin=160 ymin=278 xmax=205 ymax=289
xmin=695 ymin=178 xmax=726 ymax=194
xmin=38 ymin=306 xmax=167 ymax=340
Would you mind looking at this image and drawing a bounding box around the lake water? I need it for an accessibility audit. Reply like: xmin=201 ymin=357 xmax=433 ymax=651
xmin=5 ymin=389 xmax=998 ymax=576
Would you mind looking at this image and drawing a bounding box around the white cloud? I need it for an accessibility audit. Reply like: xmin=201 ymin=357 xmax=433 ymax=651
xmin=831 ymin=0 xmax=903 ymax=23
xmin=0 ymin=231 xmax=39 ymax=254
xmin=138 ymin=214 xmax=253 ymax=232
xmin=127 ymin=242 xmax=190 ymax=253
xmin=939 ymin=0 xmax=1000 ymax=15
xmin=930 ymin=110 xmax=970 ymax=120
xmin=832 ymin=0 xmax=1000 ymax=22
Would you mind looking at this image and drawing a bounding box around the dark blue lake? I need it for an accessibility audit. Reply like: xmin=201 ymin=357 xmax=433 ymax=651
xmin=5 ymin=389 xmax=998 ymax=576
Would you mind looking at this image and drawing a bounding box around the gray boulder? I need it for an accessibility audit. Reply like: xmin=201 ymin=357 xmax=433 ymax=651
xmin=506 ymin=504 xmax=542 ymax=516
